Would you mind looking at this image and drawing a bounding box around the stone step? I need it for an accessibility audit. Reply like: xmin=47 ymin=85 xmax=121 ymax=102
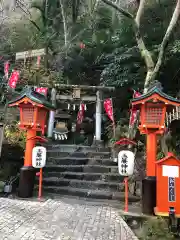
xmin=47 ymin=157 xmax=89 ymax=165
xmin=39 ymin=186 xmax=140 ymax=202
xmin=40 ymin=177 xmax=124 ymax=191
xmin=47 ymin=157 xmax=117 ymax=166
xmin=44 ymin=144 xmax=111 ymax=153
xmin=43 ymin=171 xmax=122 ymax=181
xmin=44 ymin=164 xmax=118 ymax=173
xmin=47 ymin=150 xmax=111 ymax=158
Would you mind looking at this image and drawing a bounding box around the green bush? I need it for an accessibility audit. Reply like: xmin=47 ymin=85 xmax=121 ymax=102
xmin=137 ymin=217 xmax=176 ymax=240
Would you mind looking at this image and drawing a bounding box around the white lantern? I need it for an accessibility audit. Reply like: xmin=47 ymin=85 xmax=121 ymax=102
xmin=118 ymin=150 xmax=135 ymax=176
xmin=32 ymin=146 xmax=46 ymax=168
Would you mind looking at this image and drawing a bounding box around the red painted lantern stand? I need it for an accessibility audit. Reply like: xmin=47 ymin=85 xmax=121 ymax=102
xmin=114 ymin=138 xmax=136 ymax=212
xmin=131 ymin=86 xmax=180 ymax=215
xmin=9 ymin=89 xmax=54 ymax=198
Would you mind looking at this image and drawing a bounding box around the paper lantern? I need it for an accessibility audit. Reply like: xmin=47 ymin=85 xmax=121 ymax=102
xmin=118 ymin=150 xmax=135 ymax=176
xmin=32 ymin=146 xmax=46 ymax=168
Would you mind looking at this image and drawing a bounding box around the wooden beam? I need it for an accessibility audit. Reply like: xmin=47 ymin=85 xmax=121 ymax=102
xmin=55 ymin=84 xmax=115 ymax=92
xmin=56 ymin=95 xmax=96 ymax=101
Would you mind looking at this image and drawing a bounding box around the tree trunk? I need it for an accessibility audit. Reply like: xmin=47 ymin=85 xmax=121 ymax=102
xmin=60 ymin=0 xmax=68 ymax=50
xmin=144 ymin=70 xmax=154 ymax=93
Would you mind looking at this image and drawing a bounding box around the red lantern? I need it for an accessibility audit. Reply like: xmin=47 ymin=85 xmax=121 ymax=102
xmin=80 ymin=42 xmax=85 ymax=49
xmin=9 ymin=88 xmax=55 ymax=167
xmin=131 ymin=86 xmax=180 ymax=177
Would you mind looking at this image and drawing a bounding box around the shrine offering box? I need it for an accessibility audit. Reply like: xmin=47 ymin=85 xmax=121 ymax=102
xmin=154 ymin=153 xmax=180 ymax=217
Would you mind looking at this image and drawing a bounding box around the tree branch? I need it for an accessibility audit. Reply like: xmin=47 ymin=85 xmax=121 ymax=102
xmin=59 ymin=0 xmax=68 ymax=49
xmin=101 ymin=0 xmax=134 ymax=19
xmin=152 ymin=0 xmax=180 ymax=80
xmin=29 ymin=20 xmax=41 ymax=32
xmin=134 ymin=0 xmax=155 ymax=91
xmin=135 ymin=0 xmax=146 ymax=27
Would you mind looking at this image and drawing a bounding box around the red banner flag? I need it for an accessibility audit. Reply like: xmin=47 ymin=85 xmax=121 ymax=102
xmin=8 ymin=70 xmax=20 ymax=89
xmin=104 ymin=98 xmax=114 ymax=122
xmin=35 ymin=87 xmax=48 ymax=96
xmin=129 ymin=90 xmax=141 ymax=126
xmin=77 ymin=104 xmax=85 ymax=126
xmin=37 ymin=56 xmax=41 ymax=68
xmin=4 ymin=61 xmax=10 ymax=79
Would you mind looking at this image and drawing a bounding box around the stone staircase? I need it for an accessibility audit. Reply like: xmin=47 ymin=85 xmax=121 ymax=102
xmin=38 ymin=144 xmax=140 ymax=202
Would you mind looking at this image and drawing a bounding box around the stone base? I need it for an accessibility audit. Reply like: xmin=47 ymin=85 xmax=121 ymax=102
xmin=18 ymin=166 xmax=36 ymax=198
xmin=92 ymin=140 xmax=104 ymax=148
xmin=142 ymin=176 xmax=156 ymax=215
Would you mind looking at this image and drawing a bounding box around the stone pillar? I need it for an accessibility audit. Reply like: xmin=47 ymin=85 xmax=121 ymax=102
xmin=47 ymin=88 xmax=56 ymax=138
xmin=94 ymin=90 xmax=103 ymax=146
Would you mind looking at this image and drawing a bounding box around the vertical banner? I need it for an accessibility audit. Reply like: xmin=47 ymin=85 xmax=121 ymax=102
xmin=4 ymin=61 xmax=10 ymax=79
xmin=37 ymin=56 xmax=41 ymax=68
xmin=76 ymin=104 xmax=85 ymax=129
xmin=129 ymin=90 xmax=141 ymax=127
xmin=104 ymin=98 xmax=116 ymax=137
xmin=104 ymin=98 xmax=114 ymax=122
xmin=8 ymin=70 xmax=20 ymax=89
xmin=35 ymin=87 xmax=48 ymax=97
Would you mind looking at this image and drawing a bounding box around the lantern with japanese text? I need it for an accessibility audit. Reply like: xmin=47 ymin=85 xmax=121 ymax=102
xmin=8 ymin=87 xmax=55 ymax=198
xmin=118 ymin=150 xmax=135 ymax=176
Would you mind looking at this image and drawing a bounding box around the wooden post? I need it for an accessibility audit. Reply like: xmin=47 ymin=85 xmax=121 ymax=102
xmin=38 ymin=168 xmax=43 ymax=199
xmin=24 ymin=129 xmax=36 ymax=166
xmin=124 ymin=177 xmax=128 ymax=212
xmin=18 ymin=129 xmax=36 ymax=198
xmin=146 ymin=132 xmax=157 ymax=176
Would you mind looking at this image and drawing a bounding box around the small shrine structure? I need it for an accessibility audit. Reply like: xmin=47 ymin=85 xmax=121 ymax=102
xmin=47 ymin=84 xmax=115 ymax=146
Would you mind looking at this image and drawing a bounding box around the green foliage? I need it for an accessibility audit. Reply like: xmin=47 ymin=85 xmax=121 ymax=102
xmin=4 ymin=122 xmax=26 ymax=149
xmin=100 ymin=46 xmax=145 ymax=88
xmin=137 ymin=217 xmax=176 ymax=240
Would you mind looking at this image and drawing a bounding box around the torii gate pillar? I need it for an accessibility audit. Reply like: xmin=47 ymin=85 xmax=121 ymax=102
xmin=95 ymin=90 xmax=102 ymax=142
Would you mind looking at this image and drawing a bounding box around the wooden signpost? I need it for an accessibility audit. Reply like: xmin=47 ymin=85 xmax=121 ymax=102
xmin=32 ymin=146 xmax=47 ymax=199
xmin=115 ymin=138 xmax=136 ymax=212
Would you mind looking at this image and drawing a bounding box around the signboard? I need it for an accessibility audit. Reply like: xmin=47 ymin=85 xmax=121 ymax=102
xmin=162 ymin=165 xmax=179 ymax=178
xmin=32 ymin=146 xmax=46 ymax=168
xmin=16 ymin=49 xmax=45 ymax=60
xmin=72 ymin=88 xmax=81 ymax=99
xmin=118 ymin=150 xmax=135 ymax=176
xmin=168 ymin=177 xmax=176 ymax=202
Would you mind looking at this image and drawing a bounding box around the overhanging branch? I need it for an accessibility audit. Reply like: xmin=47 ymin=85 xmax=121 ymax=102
xmin=102 ymin=0 xmax=154 ymax=72
xmin=101 ymin=0 xmax=134 ymax=19
xmin=134 ymin=0 xmax=154 ymax=71
xmin=135 ymin=0 xmax=146 ymax=27
xmin=152 ymin=0 xmax=180 ymax=79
